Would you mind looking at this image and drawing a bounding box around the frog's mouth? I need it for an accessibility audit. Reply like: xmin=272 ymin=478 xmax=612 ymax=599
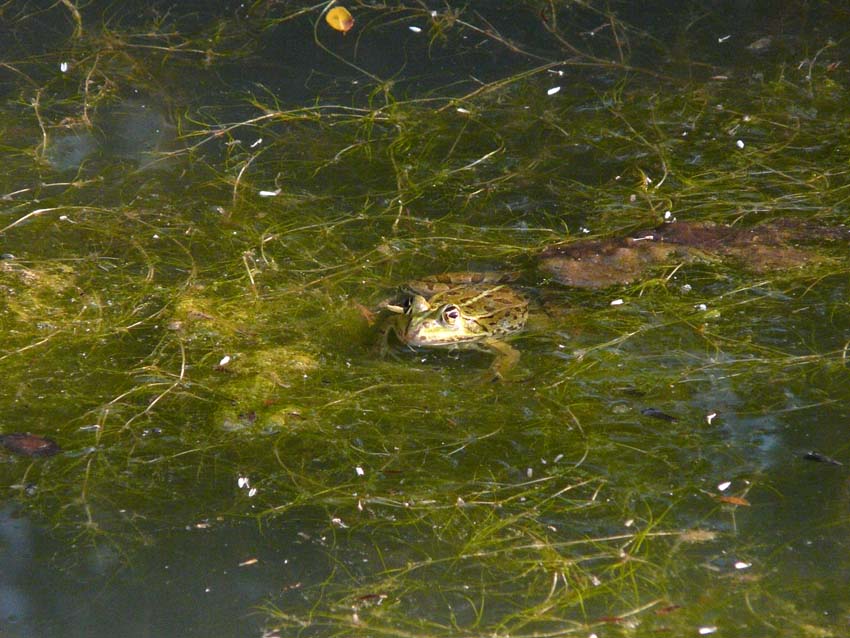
xmin=405 ymin=322 xmax=470 ymax=348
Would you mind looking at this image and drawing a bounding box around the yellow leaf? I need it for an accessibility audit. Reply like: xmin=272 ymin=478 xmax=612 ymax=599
xmin=326 ymin=6 xmax=354 ymax=34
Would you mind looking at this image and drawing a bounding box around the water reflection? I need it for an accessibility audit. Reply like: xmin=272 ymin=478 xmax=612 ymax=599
xmin=0 ymin=505 xmax=334 ymax=638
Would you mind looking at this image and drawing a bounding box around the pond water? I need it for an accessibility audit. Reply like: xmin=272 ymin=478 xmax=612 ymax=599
xmin=1 ymin=1 xmax=850 ymax=637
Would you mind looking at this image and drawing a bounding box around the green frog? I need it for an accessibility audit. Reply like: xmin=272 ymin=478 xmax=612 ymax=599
xmin=381 ymin=272 xmax=529 ymax=380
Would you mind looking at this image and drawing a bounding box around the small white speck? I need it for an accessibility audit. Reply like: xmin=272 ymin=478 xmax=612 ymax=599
xmin=547 ymin=86 xmax=561 ymax=96
xmin=250 ymin=138 xmax=263 ymax=148
xmin=238 ymin=476 xmax=249 ymax=488
xmin=431 ymin=10 xmax=437 ymax=17
xmin=706 ymin=412 xmax=717 ymax=425
xmin=152 ymin=234 xmax=160 ymax=239
xmin=734 ymin=561 xmax=751 ymax=569
xmin=59 ymin=215 xmax=68 ymax=221
xmin=409 ymin=25 xmax=422 ymax=33
xmin=553 ymin=454 xmax=564 ymax=463
xmin=580 ymin=226 xmax=591 ymax=234
xmin=248 ymin=487 xmax=257 ymax=497
xmin=743 ymin=115 xmax=751 ymax=122
xmin=60 ymin=61 xmax=69 ymax=73
xmin=717 ymin=34 xmax=731 ymax=43
xmin=456 ymin=107 xmax=470 ymax=114
xmin=664 ymin=210 xmax=673 ymax=220
xmin=331 ymin=517 xmax=348 ymax=528
xmin=717 ymin=481 xmax=731 ymax=491
xmin=699 ymin=627 xmax=718 ymax=635
xmin=526 ymin=467 xmax=533 ymax=478
xmin=258 ymin=189 xmax=281 ymax=197
xmin=736 ymin=139 xmax=745 ymax=149
xmin=355 ymin=466 xmax=365 ymax=477
xmin=219 ymin=355 xmax=231 ymax=367
xmin=680 ymin=284 xmax=692 ymax=293
xmin=610 ymin=298 xmax=624 ymax=306
xmin=695 ymin=303 xmax=708 ymax=311
xmin=624 ymin=519 xmax=634 ymax=527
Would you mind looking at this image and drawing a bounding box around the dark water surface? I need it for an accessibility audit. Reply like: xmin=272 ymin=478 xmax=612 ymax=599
xmin=2 ymin=1 xmax=850 ymax=636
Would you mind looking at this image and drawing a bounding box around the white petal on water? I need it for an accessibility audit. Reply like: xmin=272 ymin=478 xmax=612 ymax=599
xmin=717 ymin=481 xmax=731 ymax=491
xmin=60 ymin=61 xmax=69 ymax=73
xmin=219 ymin=355 xmax=231 ymax=367
xmin=409 ymin=25 xmax=422 ymax=33
xmin=258 ymin=189 xmax=281 ymax=197
xmin=734 ymin=561 xmax=751 ymax=569
xmin=355 ymin=466 xmax=365 ymax=477
xmin=238 ymin=476 xmax=249 ymax=489
xmin=610 ymin=298 xmax=624 ymax=306
xmin=248 ymin=487 xmax=257 ymax=497
xmin=736 ymin=139 xmax=745 ymax=149
xmin=699 ymin=628 xmax=718 ymax=635
xmin=547 ymin=86 xmax=561 ymax=96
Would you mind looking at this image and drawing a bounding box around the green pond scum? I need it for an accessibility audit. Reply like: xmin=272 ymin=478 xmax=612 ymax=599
xmin=1 ymin=1 xmax=850 ymax=636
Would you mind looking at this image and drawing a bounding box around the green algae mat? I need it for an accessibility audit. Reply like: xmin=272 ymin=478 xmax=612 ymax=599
xmin=1 ymin=2 xmax=850 ymax=636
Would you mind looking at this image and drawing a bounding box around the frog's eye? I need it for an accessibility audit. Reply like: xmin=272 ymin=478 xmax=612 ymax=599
xmin=442 ymin=305 xmax=460 ymax=324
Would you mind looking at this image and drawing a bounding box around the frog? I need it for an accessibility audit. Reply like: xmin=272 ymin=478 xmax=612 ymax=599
xmin=381 ymin=272 xmax=529 ymax=380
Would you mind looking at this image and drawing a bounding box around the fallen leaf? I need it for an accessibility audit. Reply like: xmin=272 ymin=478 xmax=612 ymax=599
xmin=326 ymin=6 xmax=354 ymax=34
xmin=0 ymin=433 xmax=61 ymax=457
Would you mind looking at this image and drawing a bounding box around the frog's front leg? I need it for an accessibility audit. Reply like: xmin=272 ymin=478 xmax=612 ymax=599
xmin=482 ymin=338 xmax=520 ymax=382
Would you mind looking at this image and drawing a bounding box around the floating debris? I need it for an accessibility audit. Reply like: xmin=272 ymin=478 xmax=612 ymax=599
xmin=640 ymin=408 xmax=677 ymax=422
xmin=746 ymin=36 xmax=773 ymax=52
xmin=803 ymin=451 xmax=842 ymax=466
xmin=540 ymin=219 xmax=846 ymax=288
xmin=0 ymin=433 xmax=61 ymax=457
xmin=716 ymin=495 xmax=750 ymax=507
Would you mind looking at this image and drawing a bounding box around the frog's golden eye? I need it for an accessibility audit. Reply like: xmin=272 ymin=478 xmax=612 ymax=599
xmin=441 ymin=305 xmax=461 ymax=324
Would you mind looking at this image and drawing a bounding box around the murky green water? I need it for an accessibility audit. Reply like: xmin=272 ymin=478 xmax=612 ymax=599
xmin=2 ymin=1 xmax=850 ymax=636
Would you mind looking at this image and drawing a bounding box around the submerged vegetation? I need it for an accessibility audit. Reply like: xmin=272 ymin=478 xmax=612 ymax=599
xmin=1 ymin=0 xmax=850 ymax=636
